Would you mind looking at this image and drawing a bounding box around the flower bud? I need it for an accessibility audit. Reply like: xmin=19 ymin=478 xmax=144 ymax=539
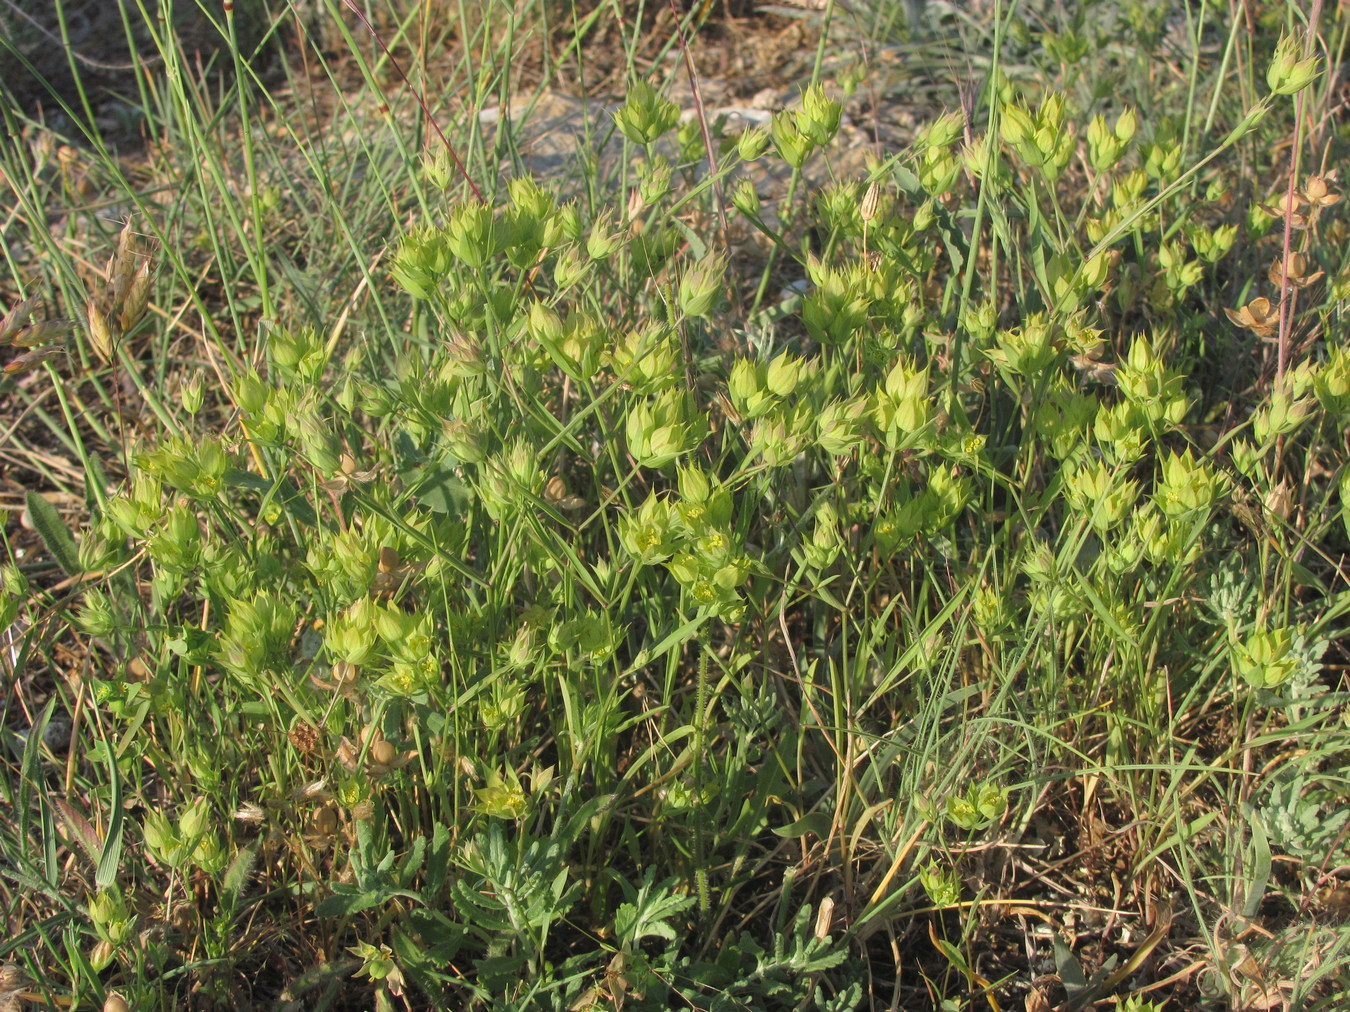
xmin=586 ymin=220 xmax=622 ymax=261
xmin=737 ymin=125 xmax=770 ymax=161
xmin=442 ymin=418 xmax=485 ymax=463
xmin=527 ymin=301 xmax=564 ymax=348
xmin=730 ymin=179 xmax=761 ymax=218
xmin=677 ymin=464 xmax=711 ymax=503
xmin=180 ymin=375 xmax=204 ymax=415
xmin=613 ymin=80 xmax=680 ymax=145
xmin=1234 ymin=626 xmax=1295 ymax=688
xmin=795 ymin=84 xmax=842 ymax=147
xmin=90 ymin=940 xmax=116 ymax=973
xmin=765 ymin=351 xmax=805 ymax=397
xmin=636 ymin=155 xmax=672 ymax=206
xmin=179 ymin=797 xmax=212 ymax=841
xmin=678 ymin=254 xmax=724 ymax=319
xmin=553 ymin=248 xmax=590 ymax=290
xmin=445 ymin=203 xmax=496 ymax=268
xmin=423 ymin=148 xmax=454 ymax=190
xmin=1267 ymin=34 xmax=1320 ymax=96
xmin=772 ymin=111 xmax=812 ymax=169
xmin=234 ymin=370 xmax=268 ymax=415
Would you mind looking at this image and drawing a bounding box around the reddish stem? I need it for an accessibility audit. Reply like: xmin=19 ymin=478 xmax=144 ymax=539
xmin=1276 ymin=0 xmax=1324 ymax=378
xmin=339 ymin=0 xmax=484 ymax=203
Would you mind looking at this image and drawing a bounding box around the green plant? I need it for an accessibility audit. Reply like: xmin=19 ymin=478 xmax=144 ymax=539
xmin=4 ymin=1 xmax=1350 ymax=1009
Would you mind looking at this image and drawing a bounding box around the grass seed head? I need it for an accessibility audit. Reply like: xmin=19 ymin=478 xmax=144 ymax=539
xmin=85 ymin=301 xmax=116 ymax=362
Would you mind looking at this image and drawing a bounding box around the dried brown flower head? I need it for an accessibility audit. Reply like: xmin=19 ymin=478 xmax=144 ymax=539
xmin=1260 ymin=191 xmax=1308 ymax=228
xmin=288 ymin=722 xmax=322 ymax=754
xmin=1267 ymin=250 xmax=1324 ymax=288
xmin=1302 ymin=172 xmax=1340 ymax=208
xmin=1224 ymin=296 xmax=1280 ymax=337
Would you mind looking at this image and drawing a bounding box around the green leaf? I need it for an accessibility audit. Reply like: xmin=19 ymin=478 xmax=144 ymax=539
xmin=404 ymin=460 xmax=470 ymax=515
xmin=1054 ymin=934 xmax=1088 ymax=991
xmin=25 ymin=491 xmax=80 ymax=576
xmin=396 ymin=834 xmax=427 ymax=888
xmin=933 ymin=937 xmax=969 ymax=975
xmin=1242 ymin=814 xmax=1271 ymax=919
xmin=95 ymin=738 xmax=125 ymax=890
xmin=772 ymin=811 xmax=831 ymax=840
xmin=86 ymin=453 xmax=112 ymax=511
xmin=225 ymin=468 xmax=318 ymax=526
xmin=424 ymin=822 xmax=451 ymax=896
xmin=315 ymin=885 xmax=389 ymax=917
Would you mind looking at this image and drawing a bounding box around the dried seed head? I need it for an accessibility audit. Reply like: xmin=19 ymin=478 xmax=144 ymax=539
xmin=293 ymin=779 xmax=330 ymax=801
xmin=0 ymin=963 xmax=27 ymax=992
xmin=3 ymin=344 xmax=67 ymax=374
xmin=9 ymin=318 xmax=75 ymax=349
xmin=311 ymin=805 xmax=339 ymax=836
xmin=0 ymin=294 xmax=39 ymax=345
xmin=860 ymin=180 xmax=881 ymax=223
xmin=117 ymin=257 xmax=153 ymax=333
xmin=288 ymin=722 xmax=322 ymax=754
xmin=1264 ymin=480 xmax=1294 ymax=521
xmin=30 ymin=129 xmax=55 ymax=164
xmin=56 ymin=145 xmax=90 ymax=197
xmin=336 ymin=736 xmax=360 ymax=773
xmin=109 ymin=220 xmax=136 ymax=285
xmin=1268 ymin=250 xmax=1324 ymax=288
xmin=378 ymin=546 xmax=400 ymax=574
xmin=1224 ymin=296 xmax=1279 ymax=337
xmin=233 ymin=801 xmax=265 ymax=823
xmin=543 ymin=476 xmax=586 ymax=510
xmin=371 ymin=739 xmax=397 ymax=767
xmin=1261 ymin=191 xmax=1309 ymax=228
xmin=1302 ymin=173 xmax=1340 ymax=207
xmin=85 ymin=302 xmax=116 ymax=362
xmin=103 ymin=992 xmax=130 ymax=1012
xmin=351 ymin=799 xmax=376 ymax=820
xmin=814 ymin=896 xmax=836 ymax=939
xmin=1068 ymin=352 xmax=1118 ymax=385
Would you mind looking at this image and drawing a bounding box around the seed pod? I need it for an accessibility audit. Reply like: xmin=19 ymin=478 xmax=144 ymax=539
xmin=859 ymin=180 xmax=881 ymax=223
xmin=312 ymin=805 xmax=339 ymax=836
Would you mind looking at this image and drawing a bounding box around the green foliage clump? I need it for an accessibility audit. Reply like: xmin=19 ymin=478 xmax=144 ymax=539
xmin=6 ymin=1 xmax=1350 ymax=1009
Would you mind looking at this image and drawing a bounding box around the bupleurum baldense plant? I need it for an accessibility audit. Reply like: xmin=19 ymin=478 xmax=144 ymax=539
xmin=3 ymin=1 xmax=1350 ymax=1009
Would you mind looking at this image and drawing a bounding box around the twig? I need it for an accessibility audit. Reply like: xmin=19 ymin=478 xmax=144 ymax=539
xmin=339 ymin=0 xmax=483 ymax=203
xmin=0 ymin=0 xmax=149 ymax=72
xmin=664 ymin=0 xmax=731 ymax=261
xmin=1275 ymin=0 xmax=1325 ymax=379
